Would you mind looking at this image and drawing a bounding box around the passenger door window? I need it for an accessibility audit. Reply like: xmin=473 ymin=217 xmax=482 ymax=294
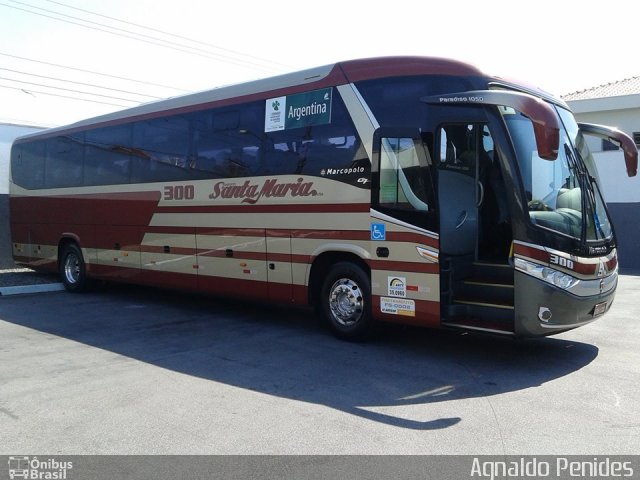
xmin=379 ymin=137 xmax=430 ymax=210
xmin=373 ymin=129 xmax=435 ymax=230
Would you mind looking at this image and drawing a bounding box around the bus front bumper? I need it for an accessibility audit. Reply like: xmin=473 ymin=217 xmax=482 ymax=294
xmin=514 ymin=270 xmax=617 ymax=337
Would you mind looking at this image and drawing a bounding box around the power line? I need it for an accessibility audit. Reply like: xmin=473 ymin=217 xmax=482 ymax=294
xmin=0 ymin=83 xmax=129 ymax=107
xmin=0 ymin=67 xmax=162 ymax=100
xmin=3 ymin=0 xmax=285 ymax=73
xmin=44 ymin=0 xmax=292 ymax=70
xmin=0 ymin=76 xmax=142 ymax=103
xmin=0 ymin=51 xmax=191 ymax=93
xmin=1 ymin=1 xmax=232 ymax=66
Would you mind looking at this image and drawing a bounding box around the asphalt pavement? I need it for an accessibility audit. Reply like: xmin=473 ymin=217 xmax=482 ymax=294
xmin=0 ymin=271 xmax=638 ymax=455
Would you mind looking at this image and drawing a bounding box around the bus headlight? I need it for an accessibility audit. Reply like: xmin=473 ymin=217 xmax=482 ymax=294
xmin=515 ymin=258 xmax=579 ymax=290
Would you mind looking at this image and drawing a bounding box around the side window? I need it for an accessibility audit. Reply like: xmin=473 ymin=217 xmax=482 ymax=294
xmin=190 ymin=103 xmax=264 ymax=178
xmin=602 ymin=139 xmax=619 ymax=151
xmin=131 ymin=116 xmax=194 ymax=183
xmin=84 ymin=125 xmax=132 ymax=186
xmin=379 ymin=137 xmax=430 ymax=210
xmin=45 ymin=135 xmax=84 ymax=188
xmin=265 ymin=92 xmax=368 ymax=186
xmin=438 ymin=124 xmax=478 ymax=176
xmin=356 ymin=75 xmax=473 ymax=128
xmin=11 ymin=141 xmax=45 ymax=189
xmin=374 ymin=132 xmax=435 ymax=230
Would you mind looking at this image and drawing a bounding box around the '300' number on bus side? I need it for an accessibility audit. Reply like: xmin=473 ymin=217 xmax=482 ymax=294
xmin=163 ymin=185 xmax=195 ymax=201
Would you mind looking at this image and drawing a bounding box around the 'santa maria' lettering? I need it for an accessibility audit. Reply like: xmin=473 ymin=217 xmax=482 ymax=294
xmin=209 ymin=177 xmax=319 ymax=204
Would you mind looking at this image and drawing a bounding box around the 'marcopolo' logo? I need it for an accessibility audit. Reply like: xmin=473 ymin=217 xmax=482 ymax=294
xmin=208 ymin=177 xmax=320 ymax=204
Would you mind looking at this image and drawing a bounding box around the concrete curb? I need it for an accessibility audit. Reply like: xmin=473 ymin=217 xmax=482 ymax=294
xmin=0 ymin=283 xmax=66 ymax=296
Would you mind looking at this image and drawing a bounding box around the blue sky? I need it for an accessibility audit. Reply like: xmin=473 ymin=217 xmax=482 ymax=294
xmin=1 ymin=0 xmax=638 ymax=126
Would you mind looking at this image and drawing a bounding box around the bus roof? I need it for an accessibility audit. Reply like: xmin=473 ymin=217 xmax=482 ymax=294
xmin=13 ymin=56 xmax=564 ymax=141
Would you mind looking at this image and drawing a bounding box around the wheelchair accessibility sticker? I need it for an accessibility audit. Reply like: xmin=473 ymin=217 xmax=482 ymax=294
xmin=371 ymin=223 xmax=386 ymax=241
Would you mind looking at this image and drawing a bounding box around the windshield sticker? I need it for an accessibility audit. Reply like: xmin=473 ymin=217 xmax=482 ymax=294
xmin=265 ymin=88 xmax=332 ymax=132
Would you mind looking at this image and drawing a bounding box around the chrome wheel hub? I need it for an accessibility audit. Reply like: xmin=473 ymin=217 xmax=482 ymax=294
xmin=328 ymin=278 xmax=364 ymax=326
xmin=64 ymin=253 xmax=80 ymax=285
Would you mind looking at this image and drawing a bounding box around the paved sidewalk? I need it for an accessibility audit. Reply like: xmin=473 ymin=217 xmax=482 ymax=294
xmin=0 ymin=267 xmax=59 ymax=286
xmin=0 ymin=267 xmax=63 ymax=295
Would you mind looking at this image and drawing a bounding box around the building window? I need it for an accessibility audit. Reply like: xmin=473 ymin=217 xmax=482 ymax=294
xmin=633 ymin=132 xmax=640 ymax=148
xmin=602 ymin=139 xmax=619 ymax=151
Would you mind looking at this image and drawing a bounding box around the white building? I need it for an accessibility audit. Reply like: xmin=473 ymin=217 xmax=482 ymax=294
xmin=563 ymin=78 xmax=640 ymax=272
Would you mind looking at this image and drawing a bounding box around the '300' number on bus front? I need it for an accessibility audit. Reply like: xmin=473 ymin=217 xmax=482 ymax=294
xmin=550 ymin=254 xmax=574 ymax=270
xmin=163 ymin=185 xmax=195 ymax=201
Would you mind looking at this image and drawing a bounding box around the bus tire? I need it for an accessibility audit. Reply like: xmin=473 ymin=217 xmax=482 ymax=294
xmin=59 ymin=243 xmax=89 ymax=292
xmin=320 ymin=262 xmax=375 ymax=341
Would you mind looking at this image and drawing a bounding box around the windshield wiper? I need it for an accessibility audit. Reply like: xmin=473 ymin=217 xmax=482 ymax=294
xmin=574 ymin=147 xmax=608 ymax=240
xmin=564 ymin=144 xmax=605 ymax=242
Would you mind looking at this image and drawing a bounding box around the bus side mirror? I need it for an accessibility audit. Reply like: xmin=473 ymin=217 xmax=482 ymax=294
xmin=578 ymin=123 xmax=638 ymax=177
xmin=422 ymin=90 xmax=560 ymax=161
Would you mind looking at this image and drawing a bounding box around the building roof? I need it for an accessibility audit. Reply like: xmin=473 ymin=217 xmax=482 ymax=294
xmin=562 ymin=76 xmax=640 ymax=101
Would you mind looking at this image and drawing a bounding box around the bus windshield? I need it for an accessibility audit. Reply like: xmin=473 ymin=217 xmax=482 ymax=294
xmin=503 ymin=105 xmax=613 ymax=243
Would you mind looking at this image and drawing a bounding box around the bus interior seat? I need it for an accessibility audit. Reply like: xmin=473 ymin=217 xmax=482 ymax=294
xmin=438 ymin=169 xmax=478 ymax=255
xmin=556 ymin=187 xmax=582 ymax=211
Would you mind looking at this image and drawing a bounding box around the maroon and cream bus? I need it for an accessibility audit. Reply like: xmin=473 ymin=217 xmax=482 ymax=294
xmin=9 ymin=56 xmax=637 ymax=339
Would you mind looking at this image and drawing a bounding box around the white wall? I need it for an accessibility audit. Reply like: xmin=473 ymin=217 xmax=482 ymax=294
xmin=567 ymin=99 xmax=640 ymax=204
xmin=592 ymin=151 xmax=640 ymax=203
xmin=566 ymin=97 xmax=640 ymax=271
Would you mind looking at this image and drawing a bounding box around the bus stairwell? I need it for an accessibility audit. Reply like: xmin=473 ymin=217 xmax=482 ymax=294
xmin=441 ymin=258 xmax=515 ymax=335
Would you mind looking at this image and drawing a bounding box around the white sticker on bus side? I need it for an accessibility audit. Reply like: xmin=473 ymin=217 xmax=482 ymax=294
xmin=380 ymin=297 xmax=415 ymax=317
xmin=387 ymin=276 xmax=407 ymax=297
xmin=265 ymin=95 xmax=287 ymax=132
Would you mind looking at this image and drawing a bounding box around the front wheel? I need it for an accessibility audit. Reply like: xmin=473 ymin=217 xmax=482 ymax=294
xmin=320 ymin=262 xmax=375 ymax=341
xmin=59 ymin=243 xmax=89 ymax=292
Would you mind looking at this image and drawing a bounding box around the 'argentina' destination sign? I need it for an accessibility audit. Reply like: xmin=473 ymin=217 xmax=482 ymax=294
xmin=264 ymin=87 xmax=332 ymax=132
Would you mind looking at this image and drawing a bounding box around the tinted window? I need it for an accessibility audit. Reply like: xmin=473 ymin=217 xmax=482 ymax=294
xmin=45 ymin=135 xmax=84 ymax=188
xmin=131 ymin=116 xmax=195 ymax=183
xmin=190 ymin=103 xmax=264 ymax=178
xmin=11 ymin=141 xmax=45 ymax=189
xmin=84 ymin=125 xmax=132 ymax=185
xmin=438 ymin=124 xmax=479 ymax=177
xmin=356 ymin=75 xmax=475 ymax=129
xmin=265 ymin=94 xmax=368 ymax=186
xmin=12 ymin=88 xmax=369 ymax=189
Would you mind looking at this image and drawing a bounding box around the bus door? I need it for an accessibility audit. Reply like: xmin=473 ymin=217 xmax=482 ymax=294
xmin=436 ymin=122 xmax=515 ymax=331
xmin=370 ymin=128 xmax=440 ymax=327
xmin=437 ymin=124 xmax=482 ymax=259
xmin=437 ymin=123 xmax=508 ymax=261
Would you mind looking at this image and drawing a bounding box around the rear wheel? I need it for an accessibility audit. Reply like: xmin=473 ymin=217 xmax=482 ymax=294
xmin=320 ymin=262 xmax=375 ymax=341
xmin=59 ymin=243 xmax=88 ymax=292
